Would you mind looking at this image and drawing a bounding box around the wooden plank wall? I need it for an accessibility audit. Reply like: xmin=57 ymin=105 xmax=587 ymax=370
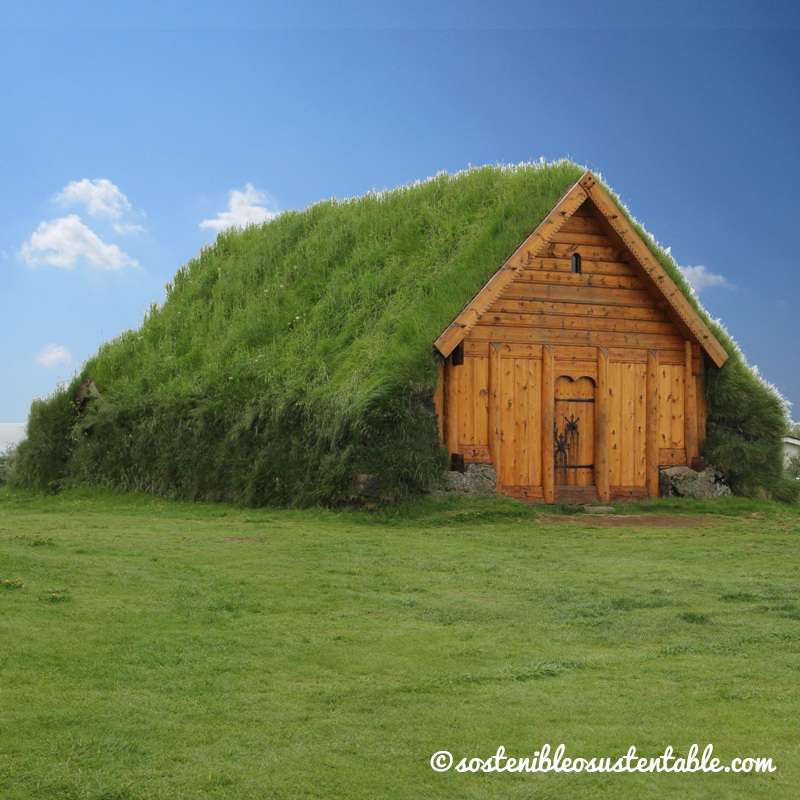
xmin=437 ymin=199 xmax=708 ymax=501
xmin=443 ymin=349 xmax=490 ymax=463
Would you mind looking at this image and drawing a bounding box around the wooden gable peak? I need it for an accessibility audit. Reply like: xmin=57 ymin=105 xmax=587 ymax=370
xmin=433 ymin=171 xmax=729 ymax=368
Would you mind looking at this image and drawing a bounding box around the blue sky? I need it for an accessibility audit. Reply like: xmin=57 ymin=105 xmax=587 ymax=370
xmin=2 ymin=1 xmax=799 ymax=436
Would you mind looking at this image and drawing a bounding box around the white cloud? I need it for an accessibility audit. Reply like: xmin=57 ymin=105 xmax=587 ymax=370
xmin=679 ymin=265 xmax=732 ymax=294
xmin=20 ymin=215 xmax=138 ymax=270
xmin=55 ymin=178 xmax=143 ymax=234
xmin=112 ymin=221 xmax=144 ymax=235
xmin=36 ymin=343 xmax=72 ymax=369
xmin=56 ymin=178 xmax=131 ymax=219
xmin=199 ymin=184 xmax=277 ymax=232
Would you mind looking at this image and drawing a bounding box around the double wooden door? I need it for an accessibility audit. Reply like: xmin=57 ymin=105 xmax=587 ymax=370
xmin=491 ymin=344 xmax=597 ymax=500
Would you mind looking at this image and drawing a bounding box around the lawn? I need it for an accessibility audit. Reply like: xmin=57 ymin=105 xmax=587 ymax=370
xmin=1 ymin=488 xmax=799 ymax=799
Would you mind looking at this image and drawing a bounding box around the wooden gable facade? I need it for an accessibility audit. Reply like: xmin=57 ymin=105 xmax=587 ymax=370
xmin=433 ymin=172 xmax=728 ymax=504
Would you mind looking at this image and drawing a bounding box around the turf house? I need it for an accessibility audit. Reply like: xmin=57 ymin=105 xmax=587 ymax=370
xmin=11 ymin=162 xmax=793 ymax=505
xmin=433 ymin=171 xmax=728 ymax=504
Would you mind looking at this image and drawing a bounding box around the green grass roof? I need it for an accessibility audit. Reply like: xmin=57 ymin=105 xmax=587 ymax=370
xmin=87 ymin=161 xmax=586 ymax=410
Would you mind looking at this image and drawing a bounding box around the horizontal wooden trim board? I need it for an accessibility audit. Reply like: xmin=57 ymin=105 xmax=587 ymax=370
xmin=659 ymin=447 xmax=687 ymax=465
xmin=608 ymin=349 xmax=648 ymax=364
xmin=559 ymin=215 xmax=607 ymax=234
xmin=549 ymin=231 xmax=613 ymax=246
xmin=462 ymin=444 xmax=491 ymax=463
xmin=492 ymin=342 xmax=544 ymax=358
xmin=553 ymin=360 xmax=597 ymax=379
xmin=501 ymin=485 xmax=545 ymax=500
xmin=503 ymin=282 xmax=659 ymax=308
xmin=556 ymin=486 xmax=599 ymax=503
xmin=659 ymin=350 xmax=685 ymax=366
xmin=524 ymin=257 xmax=637 ymax=276
xmin=611 ymin=486 xmax=649 ymax=498
xmin=463 ymin=340 xmax=490 ymax=356
xmin=515 ymin=270 xmax=644 ymax=290
xmin=606 ymin=348 xmax=684 ymax=365
xmin=477 ymin=311 xmax=676 ymax=335
xmin=490 ymin=299 xmax=668 ymax=323
xmin=544 ymin=242 xmax=628 ymax=262
xmin=468 ymin=325 xmax=685 ymax=350
xmin=553 ymin=345 xmax=598 ymax=361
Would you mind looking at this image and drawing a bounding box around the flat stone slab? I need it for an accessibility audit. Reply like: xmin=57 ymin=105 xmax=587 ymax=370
xmin=583 ymin=505 xmax=615 ymax=514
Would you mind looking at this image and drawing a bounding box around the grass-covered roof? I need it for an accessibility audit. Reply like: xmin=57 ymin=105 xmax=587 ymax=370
xmin=88 ymin=162 xmax=586 ymax=410
xmin=11 ymin=161 xmax=795 ymax=503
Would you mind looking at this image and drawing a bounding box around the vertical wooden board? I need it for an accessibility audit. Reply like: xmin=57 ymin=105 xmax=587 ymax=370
xmin=658 ymin=364 xmax=671 ymax=449
xmin=620 ymin=364 xmax=635 ymax=486
xmin=542 ymin=346 xmax=555 ymax=503
xmin=500 ymin=356 xmax=516 ymax=486
xmin=595 ymin=348 xmax=610 ymax=501
xmin=633 ymin=364 xmax=647 ymax=486
xmin=489 ymin=345 xmax=501 ymax=466
xmin=458 ymin=358 xmax=473 ymax=446
xmin=684 ymin=341 xmax=698 ymax=462
xmin=577 ymin=378 xmax=595 ymax=486
xmin=670 ymin=365 xmax=685 ymax=448
xmin=529 ymin=358 xmax=543 ymax=486
xmin=607 ymin=363 xmax=622 ymax=486
xmin=474 ymin=356 xmax=489 ymax=446
xmin=646 ymin=351 xmax=660 ymax=498
xmin=514 ymin=358 xmax=530 ymax=485
xmin=445 ymin=361 xmax=459 ymax=454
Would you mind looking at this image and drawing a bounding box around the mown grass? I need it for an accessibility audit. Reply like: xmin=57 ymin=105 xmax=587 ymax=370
xmin=1 ymin=488 xmax=799 ymax=799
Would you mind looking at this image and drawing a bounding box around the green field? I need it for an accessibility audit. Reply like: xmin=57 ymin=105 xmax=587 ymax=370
xmin=1 ymin=489 xmax=798 ymax=799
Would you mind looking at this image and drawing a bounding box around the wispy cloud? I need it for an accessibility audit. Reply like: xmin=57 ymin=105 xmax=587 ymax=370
xmin=36 ymin=343 xmax=72 ymax=369
xmin=55 ymin=178 xmax=144 ymax=234
xmin=20 ymin=215 xmax=138 ymax=270
xmin=200 ymin=184 xmax=277 ymax=232
xmin=679 ymin=264 xmax=732 ymax=294
xmin=0 ymin=422 xmax=26 ymax=452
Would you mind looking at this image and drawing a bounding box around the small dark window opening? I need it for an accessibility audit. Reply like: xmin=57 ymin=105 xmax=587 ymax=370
xmin=450 ymin=453 xmax=465 ymax=472
xmin=451 ymin=342 xmax=465 ymax=366
xmin=571 ymin=253 xmax=582 ymax=274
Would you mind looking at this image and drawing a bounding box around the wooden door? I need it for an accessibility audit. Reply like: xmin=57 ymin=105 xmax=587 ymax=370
xmin=554 ymin=376 xmax=596 ymax=488
xmin=608 ymin=361 xmax=647 ymax=489
xmin=491 ymin=346 xmax=543 ymax=500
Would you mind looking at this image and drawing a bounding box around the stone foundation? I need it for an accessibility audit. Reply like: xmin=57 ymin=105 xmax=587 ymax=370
xmin=660 ymin=466 xmax=731 ymax=499
xmin=433 ymin=463 xmax=498 ymax=496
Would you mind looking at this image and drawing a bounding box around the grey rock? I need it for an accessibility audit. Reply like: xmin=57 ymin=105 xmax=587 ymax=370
xmin=434 ymin=463 xmax=497 ymax=496
xmin=660 ymin=466 xmax=731 ymax=499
